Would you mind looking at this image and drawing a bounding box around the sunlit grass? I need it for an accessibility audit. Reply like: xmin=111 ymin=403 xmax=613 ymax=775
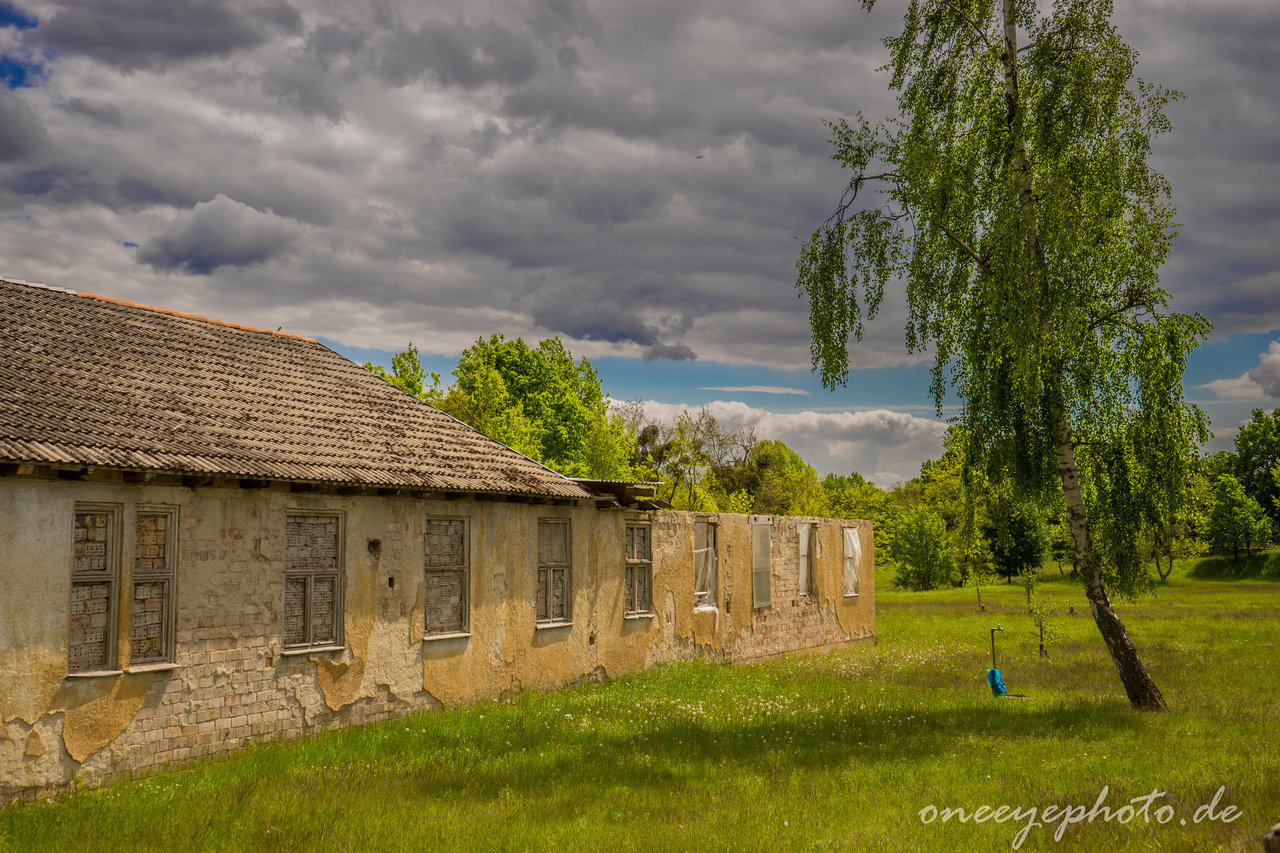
xmin=2 ymin=557 xmax=1277 ymax=852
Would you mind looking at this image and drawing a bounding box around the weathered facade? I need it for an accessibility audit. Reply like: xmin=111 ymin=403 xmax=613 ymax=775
xmin=0 ymin=278 xmax=874 ymax=799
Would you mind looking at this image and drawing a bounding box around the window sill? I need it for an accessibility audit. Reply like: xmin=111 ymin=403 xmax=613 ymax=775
xmin=694 ymin=604 xmax=718 ymax=613
xmin=280 ymin=645 xmax=347 ymax=656
xmin=844 ymin=593 xmax=860 ymax=600
xmin=65 ymin=669 xmax=124 ymax=679
xmin=424 ymin=631 xmax=471 ymax=642
xmin=126 ymin=662 xmax=179 ymax=673
xmin=624 ymin=612 xmax=655 ymax=620
xmin=535 ymin=621 xmax=573 ymax=631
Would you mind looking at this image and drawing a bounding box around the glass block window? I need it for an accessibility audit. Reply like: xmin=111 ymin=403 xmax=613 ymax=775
xmin=751 ymin=521 xmax=772 ymax=608
xmin=625 ymin=523 xmax=652 ymax=615
xmin=797 ymin=522 xmax=815 ymax=596
xmin=70 ymin=506 xmax=119 ymax=673
xmin=536 ymin=519 xmax=571 ymax=623
xmin=285 ymin=513 xmax=343 ymax=648
xmin=131 ymin=508 xmax=177 ymax=664
xmin=424 ymin=517 xmax=468 ymax=635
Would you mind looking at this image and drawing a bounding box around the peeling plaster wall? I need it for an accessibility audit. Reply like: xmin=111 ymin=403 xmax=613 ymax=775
xmin=0 ymin=478 xmax=873 ymax=798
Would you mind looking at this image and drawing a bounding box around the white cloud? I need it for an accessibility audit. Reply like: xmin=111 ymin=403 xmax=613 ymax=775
xmin=1247 ymin=340 xmax=1280 ymax=397
xmin=1196 ymin=373 xmax=1270 ymax=402
xmin=1197 ymin=340 xmax=1280 ymax=402
xmin=640 ymin=400 xmax=948 ymax=486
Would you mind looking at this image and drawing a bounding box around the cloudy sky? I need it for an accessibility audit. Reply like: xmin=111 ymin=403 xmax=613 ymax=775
xmin=1 ymin=0 xmax=1277 ymax=485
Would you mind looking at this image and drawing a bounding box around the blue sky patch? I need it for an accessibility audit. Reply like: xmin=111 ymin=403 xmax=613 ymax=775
xmin=0 ymin=2 xmax=37 ymax=30
xmin=0 ymin=54 xmax=44 ymax=88
xmin=122 ymin=242 xmax=139 ymax=248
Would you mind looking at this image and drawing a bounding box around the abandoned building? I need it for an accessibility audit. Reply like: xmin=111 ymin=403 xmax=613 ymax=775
xmin=0 ymin=276 xmax=875 ymax=799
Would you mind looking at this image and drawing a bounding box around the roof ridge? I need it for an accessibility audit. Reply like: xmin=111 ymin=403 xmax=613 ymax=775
xmin=0 ymin=276 xmax=76 ymax=295
xmin=75 ymin=291 xmax=317 ymax=342
xmin=2 ymin=276 xmax=317 ymax=342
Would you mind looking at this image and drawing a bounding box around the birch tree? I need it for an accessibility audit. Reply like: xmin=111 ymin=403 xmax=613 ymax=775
xmin=795 ymin=0 xmax=1209 ymax=709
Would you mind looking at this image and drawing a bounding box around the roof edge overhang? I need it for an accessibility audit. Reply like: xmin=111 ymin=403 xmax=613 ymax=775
xmin=0 ymin=456 xmax=594 ymax=502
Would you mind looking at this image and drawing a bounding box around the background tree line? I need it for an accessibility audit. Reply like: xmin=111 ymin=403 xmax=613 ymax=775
xmin=366 ymin=340 xmax=1280 ymax=594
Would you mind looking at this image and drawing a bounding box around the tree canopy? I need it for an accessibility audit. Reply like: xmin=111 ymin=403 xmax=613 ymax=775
xmin=1234 ymin=408 xmax=1280 ymax=525
xmin=795 ymin=0 xmax=1209 ymax=709
xmin=365 ymin=336 xmax=636 ymax=480
xmin=895 ymin=505 xmax=956 ymax=591
xmin=1205 ymin=474 xmax=1271 ymax=559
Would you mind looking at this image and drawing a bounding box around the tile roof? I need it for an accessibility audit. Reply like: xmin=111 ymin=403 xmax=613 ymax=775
xmin=0 ymin=278 xmax=592 ymax=498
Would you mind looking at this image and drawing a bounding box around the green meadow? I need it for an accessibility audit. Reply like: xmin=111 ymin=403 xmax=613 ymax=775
xmin=3 ymin=558 xmax=1277 ymax=852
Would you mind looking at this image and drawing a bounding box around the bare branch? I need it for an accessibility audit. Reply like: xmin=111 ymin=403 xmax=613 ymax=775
xmin=936 ymin=218 xmax=990 ymax=273
xmin=936 ymin=0 xmax=994 ymax=53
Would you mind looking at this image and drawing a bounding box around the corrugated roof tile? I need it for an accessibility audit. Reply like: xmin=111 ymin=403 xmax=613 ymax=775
xmin=0 ymin=279 xmax=591 ymax=499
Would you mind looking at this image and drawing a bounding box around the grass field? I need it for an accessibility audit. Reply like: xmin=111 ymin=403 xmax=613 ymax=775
xmin=2 ymin=557 xmax=1277 ymax=852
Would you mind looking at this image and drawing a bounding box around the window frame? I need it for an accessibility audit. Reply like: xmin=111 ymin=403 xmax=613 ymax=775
xmin=423 ymin=515 xmax=470 ymax=637
xmin=797 ymin=521 xmax=816 ymax=597
xmin=693 ymin=519 xmax=718 ymax=610
xmin=535 ymin=518 xmax=572 ymax=626
xmin=750 ymin=518 xmax=772 ymax=609
xmin=842 ymin=526 xmax=861 ymax=598
xmin=624 ymin=521 xmax=654 ymax=617
xmin=130 ymin=505 xmax=179 ymax=666
xmin=283 ymin=511 xmax=345 ymax=652
xmin=69 ymin=503 xmax=123 ymax=675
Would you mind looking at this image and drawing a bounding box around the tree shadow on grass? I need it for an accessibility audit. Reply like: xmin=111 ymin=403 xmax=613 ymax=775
xmin=1188 ymin=552 xmax=1280 ymax=580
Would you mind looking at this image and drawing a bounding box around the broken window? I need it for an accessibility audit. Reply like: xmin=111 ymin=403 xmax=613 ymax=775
xmin=751 ymin=520 xmax=772 ymax=608
xmin=693 ymin=519 xmax=717 ymax=610
xmin=842 ymin=526 xmax=861 ymax=597
xmin=284 ymin=513 xmax=343 ymax=649
xmin=797 ymin=522 xmax=815 ymax=596
xmin=424 ymin=517 xmax=468 ymax=636
xmin=536 ymin=519 xmax=571 ymax=623
xmin=131 ymin=507 xmax=177 ymax=665
xmin=69 ymin=505 xmax=120 ymax=673
xmin=625 ymin=522 xmax=653 ymax=615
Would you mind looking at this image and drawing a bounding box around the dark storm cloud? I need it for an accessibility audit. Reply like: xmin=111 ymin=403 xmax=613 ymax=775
xmin=0 ymin=89 xmax=47 ymax=162
xmin=1112 ymin=0 xmax=1280 ymax=334
xmin=33 ymin=0 xmax=302 ymax=71
xmin=62 ymin=97 xmax=123 ymax=126
xmin=531 ymin=298 xmax=659 ymax=346
xmin=261 ymin=59 xmax=345 ymax=122
xmin=495 ymin=158 xmax=671 ymax=226
xmin=374 ymin=18 xmax=542 ymax=90
xmin=137 ymin=194 xmax=302 ymax=275
xmin=643 ymin=343 xmax=696 ymax=362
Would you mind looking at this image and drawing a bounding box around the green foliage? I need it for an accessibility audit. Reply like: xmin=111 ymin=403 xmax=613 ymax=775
xmin=918 ymin=428 xmax=990 ymax=582
xmin=983 ymin=488 xmax=1049 ymax=582
xmin=648 ymin=407 xmax=732 ymax=511
xmin=1028 ymin=591 xmax=1062 ymax=656
xmin=738 ymin=440 xmax=828 ymax=516
xmin=796 ymin=0 xmax=1210 ymax=618
xmin=361 ymin=344 xmax=442 ymax=402
xmin=894 ymin=505 xmax=956 ymax=590
xmin=1206 ymin=474 xmax=1272 ymax=559
xmin=1235 ymin=407 xmax=1280 ymax=522
xmin=365 ymin=337 xmax=637 ymax=480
